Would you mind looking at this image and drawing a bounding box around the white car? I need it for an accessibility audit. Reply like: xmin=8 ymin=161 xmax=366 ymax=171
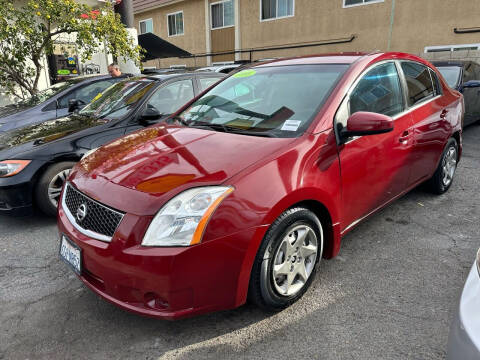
xmin=447 ymin=248 xmax=480 ymax=359
xmin=195 ymin=64 xmax=241 ymax=74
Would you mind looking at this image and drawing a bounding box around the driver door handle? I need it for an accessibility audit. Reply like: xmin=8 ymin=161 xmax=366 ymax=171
xmin=399 ymin=130 xmax=409 ymax=144
xmin=440 ymin=109 xmax=448 ymax=119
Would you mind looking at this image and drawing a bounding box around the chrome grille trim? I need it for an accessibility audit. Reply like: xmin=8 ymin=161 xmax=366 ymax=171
xmin=61 ymin=183 xmax=125 ymax=242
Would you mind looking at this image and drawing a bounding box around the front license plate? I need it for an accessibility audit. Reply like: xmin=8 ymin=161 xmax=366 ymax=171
xmin=59 ymin=235 xmax=82 ymax=275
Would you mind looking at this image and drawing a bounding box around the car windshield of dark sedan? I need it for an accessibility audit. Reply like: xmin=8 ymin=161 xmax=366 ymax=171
xmin=177 ymin=64 xmax=349 ymax=137
xmin=436 ymin=66 xmax=462 ymax=88
xmin=78 ymin=79 xmax=155 ymax=120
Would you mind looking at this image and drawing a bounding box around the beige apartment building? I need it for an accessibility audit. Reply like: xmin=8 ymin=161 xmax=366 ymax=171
xmin=133 ymin=0 xmax=480 ymax=68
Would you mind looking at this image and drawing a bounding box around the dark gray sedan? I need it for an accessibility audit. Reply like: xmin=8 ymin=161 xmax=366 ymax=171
xmin=433 ymin=60 xmax=480 ymax=127
xmin=0 ymin=75 xmax=129 ymax=132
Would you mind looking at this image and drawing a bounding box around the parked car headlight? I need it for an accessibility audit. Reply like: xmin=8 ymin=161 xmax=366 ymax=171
xmin=142 ymin=186 xmax=234 ymax=247
xmin=0 ymin=160 xmax=31 ymax=178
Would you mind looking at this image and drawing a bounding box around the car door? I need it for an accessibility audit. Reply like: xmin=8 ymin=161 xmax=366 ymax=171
xmin=123 ymin=78 xmax=196 ymax=133
xmin=336 ymin=61 xmax=413 ymax=231
xmin=462 ymin=63 xmax=476 ymax=125
xmin=462 ymin=62 xmax=480 ymax=126
xmin=400 ymin=61 xmax=451 ymax=185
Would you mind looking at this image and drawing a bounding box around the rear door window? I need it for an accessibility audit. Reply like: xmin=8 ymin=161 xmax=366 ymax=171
xmin=349 ymin=62 xmax=404 ymax=117
xmin=400 ymin=62 xmax=435 ymax=106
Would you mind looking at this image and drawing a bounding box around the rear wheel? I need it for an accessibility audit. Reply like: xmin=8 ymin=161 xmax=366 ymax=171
xmin=426 ymin=138 xmax=458 ymax=194
xmin=35 ymin=161 xmax=76 ymax=216
xmin=248 ymin=207 xmax=323 ymax=311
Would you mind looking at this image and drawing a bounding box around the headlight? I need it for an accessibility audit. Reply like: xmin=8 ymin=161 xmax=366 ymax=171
xmin=0 ymin=160 xmax=31 ymax=178
xmin=142 ymin=186 xmax=234 ymax=247
xmin=81 ymin=147 xmax=98 ymax=160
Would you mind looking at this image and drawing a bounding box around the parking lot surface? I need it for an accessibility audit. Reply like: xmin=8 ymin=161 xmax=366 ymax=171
xmin=1 ymin=125 xmax=479 ymax=360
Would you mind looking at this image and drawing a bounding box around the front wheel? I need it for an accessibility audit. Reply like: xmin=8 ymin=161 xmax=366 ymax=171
xmin=426 ymin=138 xmax=458 ymax=194
xmin=35 ymin=161 xmax=76 ymax=216
xmin=248 ymin=207 xmax=323 ymax=311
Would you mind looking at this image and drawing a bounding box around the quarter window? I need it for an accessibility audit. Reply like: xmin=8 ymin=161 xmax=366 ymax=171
xmin=211 ymin=0 xmax=234 ymax=29
xmin=349 ymin=62 xmax=404 ymax=117
xmin=343 ymin=0 xmax=384 ymax=7
xmin=198 ymin=77 xmax=222 ymax=91
xmin=146 ymin=80 xmax=194 ymax=115
xmin=401 ymin=62 xmax=435 ymax=106
xmin=429 ymin=69 xmax=442 ymax=96
xmin=261 ymin=0 xmax=294 ymax=20
xmin=167 ymin=11 xmax=184 ymax=36
xmin=139 ymin=19 xmax=153 ymax=34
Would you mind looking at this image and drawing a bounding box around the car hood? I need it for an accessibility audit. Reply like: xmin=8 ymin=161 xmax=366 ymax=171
xmin=72 ymin=125 xmax=293 ymax=215
xmin=0 ymin=114 xmax=108 ymax=153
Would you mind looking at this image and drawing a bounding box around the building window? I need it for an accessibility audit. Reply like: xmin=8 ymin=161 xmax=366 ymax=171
xmin=343 ymin=0 xmax=384 ymax=8
xmin=167 ymin=11 xmax=184 ymax=36
xmin=261 ymin=0 xmax=294 ymax=20
xmin=211 ymin=0 xmax=234 ymax=29
xmin=139 ymin=19 xmax=153 ymax=34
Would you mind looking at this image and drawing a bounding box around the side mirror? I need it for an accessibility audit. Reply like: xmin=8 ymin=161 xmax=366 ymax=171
xmin=140 ymin=105 xmax=162 ymax=123
xmin=68 ymin=99 xmax=86 ymax=113
xmin=340 ymin=111 xmax=394 ymax=140
xmin=461 ymin=80 xmax=480 ymax=90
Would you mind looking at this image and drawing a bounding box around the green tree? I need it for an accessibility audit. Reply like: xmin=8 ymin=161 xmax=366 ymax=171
xmin=0 ymin=0 xmax=141 ymax=99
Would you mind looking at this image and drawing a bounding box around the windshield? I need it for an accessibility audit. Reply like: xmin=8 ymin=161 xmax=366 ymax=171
xmin=17 ymin=81 xmax=77 ymax=106
xmin=79 ymin=79 xmax=155 ymax=119
xmin=436 ymin=66 xmax=462 ymax=88
xmin=176 ymin=64 xmax=349 ymax=137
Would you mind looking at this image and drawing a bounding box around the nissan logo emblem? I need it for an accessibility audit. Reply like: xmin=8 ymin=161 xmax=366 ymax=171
xmin=76 ymin=204 xmax=88 ymax=222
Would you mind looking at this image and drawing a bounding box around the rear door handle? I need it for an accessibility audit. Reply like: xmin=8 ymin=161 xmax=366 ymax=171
xmin=440 ymin=109 xmax=448 ymax=119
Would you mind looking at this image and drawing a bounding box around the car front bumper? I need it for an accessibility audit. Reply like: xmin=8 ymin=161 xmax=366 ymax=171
xmin=57 ymin=204 xmax=260 ymax=320
xmin=0 ymin=181 xmax=34 ymax=216
xmin=447 ymin=263 xmax=480 ymax=360
xmin=0 ymin=159 xmax=46 ymax=216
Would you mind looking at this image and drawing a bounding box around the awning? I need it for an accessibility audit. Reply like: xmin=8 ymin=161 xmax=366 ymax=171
xmin=138 ymin=33 xmax=192 ymax=61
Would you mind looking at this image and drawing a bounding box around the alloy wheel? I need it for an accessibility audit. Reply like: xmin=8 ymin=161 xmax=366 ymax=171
xmin=271 ymin=224 xmax=318 ymax=297
xmin=442 ymin=146 xmax=457 ymax=187
xmin=47 ymin=169 xmax=71 ymax=208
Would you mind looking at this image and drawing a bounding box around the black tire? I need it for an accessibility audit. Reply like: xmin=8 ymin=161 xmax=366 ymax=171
xmin=426 ymin=138 xmax=458 ymax=195
xmin=35 ymin=161 xmax=76 ymax=216
xmin=248 ymin=207 xmax=323 ymax=311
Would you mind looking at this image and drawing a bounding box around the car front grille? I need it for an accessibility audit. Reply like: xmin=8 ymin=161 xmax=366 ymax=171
xmin=63 ymin=183 xmax=124 ymax=242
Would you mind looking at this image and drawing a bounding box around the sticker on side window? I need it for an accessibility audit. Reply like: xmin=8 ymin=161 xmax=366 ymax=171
xmin=281 ymin=120 xmax=302 ymax=131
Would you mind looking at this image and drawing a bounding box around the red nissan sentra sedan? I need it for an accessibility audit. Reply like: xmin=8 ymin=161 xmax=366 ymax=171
xmin=58 ymin=52 xmax=463 ymax=320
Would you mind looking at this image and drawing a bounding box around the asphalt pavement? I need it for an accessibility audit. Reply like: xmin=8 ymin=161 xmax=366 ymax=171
xmin=1 ymin=124 xmax=479 ymax=360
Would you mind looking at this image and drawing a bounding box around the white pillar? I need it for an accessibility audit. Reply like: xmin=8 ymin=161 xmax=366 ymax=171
xmin=118 ymin=28 xmax=141 ymax=75
xmin=205 ymin=0 xmax=212 ymax=66
xmin=234 ymin=0 xmax=241 ymax=61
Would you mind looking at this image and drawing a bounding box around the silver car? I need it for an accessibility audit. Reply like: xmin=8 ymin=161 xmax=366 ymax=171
xmin=447 ymin=248 xmax=480 ymax=359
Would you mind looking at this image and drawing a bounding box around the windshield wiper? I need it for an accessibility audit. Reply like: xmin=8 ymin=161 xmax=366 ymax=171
xmin=188 ymin=120 xmax=276 ymax=137
xmin=169 ymin=115 xmax=190 ymax=126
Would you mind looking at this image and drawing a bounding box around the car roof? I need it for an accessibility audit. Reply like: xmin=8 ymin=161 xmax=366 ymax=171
xmin=65 ymin=74 xmax=117 ymax=84
xmin=431 ymin=60 xmax=473 ymax=68
xmin=138 ymin=71 xmax=225 ymax=81
xmin=253 ymin=52 xmax=373 ymax=67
